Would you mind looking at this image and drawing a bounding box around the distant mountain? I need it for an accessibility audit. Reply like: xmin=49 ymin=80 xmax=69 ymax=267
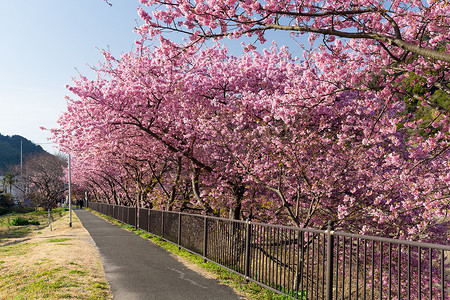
xmin=0 ymin=134 xmax=46 ymax=173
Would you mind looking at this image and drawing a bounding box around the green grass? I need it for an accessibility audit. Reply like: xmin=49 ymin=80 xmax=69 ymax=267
xmin=1 ymin=258 xmax=110 ymax=299
xmin=0 ymin=208 xmax=68 ymax=242
xmin=32 ymin=267 xmax=64 ymax=278
xmin=14 ymin=268 xmax=80 ymax=297
xmin=47 ymin=238 xmax=72 ymax=243
xmin=88 ymin=281 xmax=111 ymax=300
xmin=0 ymin=210 xmax=112 ymax=300
xmin=1 ymin=271 xmax=24 ymax=279
xmin=0 ymin=242 xmax=36 ymax=256
xmin=89 ymin=209 xmax=291 ymax=300
xmin=70 ymin=269 xmax=88 ymax=275
xmin=34 ymin=259 xmax=51 ymax=266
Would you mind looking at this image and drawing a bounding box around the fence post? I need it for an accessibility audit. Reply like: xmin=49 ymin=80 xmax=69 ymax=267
xmin=161 ymin=210 xmax=165 ymax=239
xmin=178 ymin=213 xmax=182 ymax=250
xmin=326 ymin=220 xmax=335 ymax=300
xmin=48 ymin=209 xmax=52 ymax=231
xmin=135 ymin=202 xmax=138 ymax=230
xmin=148 ymin=209 xmax=151 ymax=233
xmin=203 ymin=215 xmax=208 ymax=263
xmin=244 ymin=219 xmax=251 ymax=281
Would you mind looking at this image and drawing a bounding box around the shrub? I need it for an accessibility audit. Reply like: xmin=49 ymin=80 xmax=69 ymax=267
xmin=0 ymin=193 xmax=14 ymax=208
xmin=0 ymin=207 xmax=10 ymax=216
xmin=11 ymin=217 xmax=40 ymax=226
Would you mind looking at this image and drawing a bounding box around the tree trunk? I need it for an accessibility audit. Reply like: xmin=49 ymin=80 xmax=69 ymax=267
xmin=229 ymin=181 xmax=245 ymax=220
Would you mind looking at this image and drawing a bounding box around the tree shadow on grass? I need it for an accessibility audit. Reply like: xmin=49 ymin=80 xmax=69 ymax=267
xmin=0 ymin=237 xmax=31 ymax=248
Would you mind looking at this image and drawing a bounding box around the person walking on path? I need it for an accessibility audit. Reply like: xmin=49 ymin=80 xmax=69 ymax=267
xmin=74 ymin=209 xmax=243 ymax=300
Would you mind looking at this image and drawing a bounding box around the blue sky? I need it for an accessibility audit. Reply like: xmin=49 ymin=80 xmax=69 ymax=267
xmin=0 ymin=0 xmax=140 ymax=153
xmin=0 ymin=0 xmax=300 ymax=154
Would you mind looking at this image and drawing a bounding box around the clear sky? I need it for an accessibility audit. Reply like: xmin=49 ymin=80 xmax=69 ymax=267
xmin=0 ymin=0 xmax=140 ymax=153
xmin=0 ymin=1 xmax=301 ymax=154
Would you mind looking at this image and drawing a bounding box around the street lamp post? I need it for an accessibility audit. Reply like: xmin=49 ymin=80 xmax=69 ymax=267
xmin=68 ymin=154 xmax=72 ymax=227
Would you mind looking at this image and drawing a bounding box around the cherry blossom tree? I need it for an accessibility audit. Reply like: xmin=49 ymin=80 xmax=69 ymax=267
xmin=135 ymin=0 xmax=450 ymax=130
xmin=52 ymin=40 xmax=449 ymax=242
xmin=54 ymin=2 xmax=449 ymax=297
xmin=52 ymin=10 xmax=449 ymax=291
xmin=135 ymin=0 xmax=450 ymax=63
xmin=20 ymin=153 xmax=66 ymax=209
xmin=141 ymin=0 xmax=447 ymax=53
xmin=131 ymin=0 xmax=450 ymax=229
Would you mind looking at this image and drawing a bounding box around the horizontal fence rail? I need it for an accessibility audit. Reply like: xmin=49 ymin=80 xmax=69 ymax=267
xmin=88 ymin=202 xmax=450 ymax=299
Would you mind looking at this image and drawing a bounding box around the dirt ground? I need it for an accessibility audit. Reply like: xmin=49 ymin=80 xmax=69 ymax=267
xmin=0 ymin=211 xmax=112 ymax=299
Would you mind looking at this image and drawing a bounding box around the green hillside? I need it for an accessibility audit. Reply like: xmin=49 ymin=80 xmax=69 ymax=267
xmin=0 ymin=134 xmax=46 ymax=173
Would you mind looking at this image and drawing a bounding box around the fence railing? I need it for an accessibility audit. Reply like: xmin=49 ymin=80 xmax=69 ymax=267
xmin=88 ymin=202 xmax=450 ymax=299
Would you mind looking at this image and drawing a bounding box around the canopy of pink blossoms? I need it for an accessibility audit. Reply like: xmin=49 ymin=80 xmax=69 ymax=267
xmin=52 ymin=37 xmax=449 ymax=243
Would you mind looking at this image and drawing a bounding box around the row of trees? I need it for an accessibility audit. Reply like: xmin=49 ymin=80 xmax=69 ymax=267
xmin=52 ymin=0 xmax=449 ymax=243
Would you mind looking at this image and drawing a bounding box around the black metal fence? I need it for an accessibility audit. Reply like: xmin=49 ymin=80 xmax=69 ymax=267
xmin=88 ymin=202 xmax=450 ymax=299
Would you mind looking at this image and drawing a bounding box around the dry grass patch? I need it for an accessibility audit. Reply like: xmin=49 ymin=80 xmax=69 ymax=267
xmin=0 ymin=210 xmax=111 ymax=299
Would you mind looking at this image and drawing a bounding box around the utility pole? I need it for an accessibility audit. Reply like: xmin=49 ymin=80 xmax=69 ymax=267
xmin=20 ymin=140 xmax=23 ymax=175
xmin=68 ymin=154 xmax=72 ymax=227
xmin=20 ymin=140 xmax=23 ymax=202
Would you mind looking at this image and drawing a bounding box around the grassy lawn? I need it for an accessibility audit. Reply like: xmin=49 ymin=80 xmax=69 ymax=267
xmin=0 ymin=209 xmax=112 ymax=299
xmin=0 ymin=208 xmax=66 ymax=242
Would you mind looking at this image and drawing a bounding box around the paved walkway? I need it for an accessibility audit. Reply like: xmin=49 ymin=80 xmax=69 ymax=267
xmin=74 ymin=209 xmax=243 ymax=300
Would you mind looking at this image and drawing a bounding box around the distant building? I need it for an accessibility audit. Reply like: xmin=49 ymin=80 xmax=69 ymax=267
xmin=0 ymin=175 xmax=24 ymax=204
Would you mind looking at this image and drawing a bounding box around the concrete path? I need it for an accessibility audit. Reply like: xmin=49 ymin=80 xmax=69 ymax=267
xmin=74 ymin=209 xmax=243 ymax=300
